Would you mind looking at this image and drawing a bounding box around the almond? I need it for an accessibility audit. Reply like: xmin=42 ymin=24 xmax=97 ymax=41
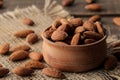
xmin=9 ymin=50 xmax=28 ymax=61
xmin=22 ymin=18 xmax=34 ymax=26
xmin=42 ymin=67 xmax=65 ymax=78
xmin=68 ymin=18 xmax=83 ymax=27
xmin=111 ymin=41 xmax=120 ymax=48
xmin=51 ymin=17 xmax=61 ymax=29
xmin=85 ymin=3 xmax=101 ymax=11
xmin=57 ymin=24 xmax=70 ymax=32
xmin=0 ymin=43 xmax=9 ymax=55
xmin=104 ymin=55 xmax=117 ymax=70
xmin=85 ymin=0 xmax=94 ymax=4
xmin=10 ymin=45 xmax=30 ymax=52
xmin=62 ymin=0 xmax=75 ymax=6
xmin=23 ymin=60 xmax=45 ymax=69
xmin=26 ymin=33 xmax=38 ymax=44
xmin=43 ymin=28 xmax=55 ymax=39
xmin=88 ymin=15 xmax=101 ymax=22
xmin=55 ymin=42 xmax=68 ymax=45
xmin=83 ymin=21 xmax=96 ymax=31
xmin=71 ymin=33 xmax=81 ymax=45
xmin=83 ymin=31 xmax=102 ymax=40
xmin=51 ymin=30 xmax=68 ymax=41
xmin=95 ymin=21 xmax=104 ymax=36
xmin=113 ymin=17 xmax=120 ymax=26
xmin=74 ymin=26 xmax=85 ymax=34
xmin=29 ymin=52 xmax=43 ymax=61
xmin=12 ymin=66 xmax=34 ymax=76
xmin=0 ymin=67 xmax=9 ymax=77
xmin=84 ymin=39 xmax=96 ymax=44
xmin=14 ymin=29 xmax=34 ymax=38
xmin=60 ymin=18 xmax=72 ymax=27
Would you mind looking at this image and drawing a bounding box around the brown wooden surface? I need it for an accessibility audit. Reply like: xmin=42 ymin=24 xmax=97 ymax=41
xmin=0 ymin=0 xmax=120 ymax=36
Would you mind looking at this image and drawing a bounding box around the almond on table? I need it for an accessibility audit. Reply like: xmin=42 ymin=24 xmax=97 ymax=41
xmin=9 ymin=50 xmax=28 ymax=61
xmin=0 ymin=67 xmax=9 ymax=77
xmin=22 ymin=18 xmax=34 ymax=26
xmin=14 ymin=29 xmax=34 ymax=38
xmin=29 ymin=52 xmax=43 ymax=61
xmin=26 ymin=33 xmax=38 ymax=44
xmin=42 ymin=67 xmax=65 ymax=78
xmin=62 ymin=0 xmax=75 ymax=6
xmin=12 ymin=66 xmax=34 ymax=76
xmin=113 ymin=17 xmax=120 ymax=26
xmin=0 ymin=43 xmax=10 ymax=55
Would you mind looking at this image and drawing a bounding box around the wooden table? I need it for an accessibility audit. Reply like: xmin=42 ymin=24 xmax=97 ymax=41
xmin=1 ymin=0 xmax=120 ymax=37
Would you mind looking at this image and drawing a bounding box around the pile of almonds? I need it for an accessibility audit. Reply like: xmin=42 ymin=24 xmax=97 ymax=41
xmin=44 ymin=17 xmax=105 ymax=45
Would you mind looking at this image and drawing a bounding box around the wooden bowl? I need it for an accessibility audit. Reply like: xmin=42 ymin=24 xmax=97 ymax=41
xmin=42 ymin=28 xmax=107 ymax=72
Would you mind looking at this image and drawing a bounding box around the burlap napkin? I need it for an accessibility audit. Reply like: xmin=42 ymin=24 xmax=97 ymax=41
xmin=0 ymin=0 xmax=119 ymax=80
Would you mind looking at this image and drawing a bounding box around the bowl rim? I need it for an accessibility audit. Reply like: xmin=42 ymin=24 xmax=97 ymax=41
xmin=42 ymin=27 xmax=107 ymax=47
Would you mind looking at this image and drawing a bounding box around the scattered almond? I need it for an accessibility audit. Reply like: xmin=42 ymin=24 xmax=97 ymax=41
xmin=113 ymin=17 xmax=120 ymax=26
xmin=26 ymin=33 xmax=38 ymax=44
xmin=12 ymin=66 xmax=34 ymax=76
xmin=0 ymin=67 xmax=9 ymax=77
xmin=88 ymin=15 xmax=101 ymax=22
xmin=10 ymin=44 xmax=30 ymax=52
xmin=51 ymin=30 xmax=68 ymax=41
xmin=23 ymin=60 xmax=45 ymax=69
xmin=42 ymin=67 xmax=65 ymax=78
xmin=85 ymin=3 xmax=101 ymax=11
xmin=0 ymin=43 xmax=9 ymax=55
xmin=9 ymin=50 xmax=28 ymax=61
xmin=104 ymin=55 xmax=117 ymax=70
xmin=71 ymin=33 xmax=81 ymax=45
xmin=22 ymin=18 xmax=34 ymax=26
xmin=14 ymin=29 xmax=34 ymax=38
xmin=85 ymin=0 xmax=94 ymax=4
xmin=62 ymin=0 xmax=75 ymax=6
xmin=29 ymin=52 xmax=43 ymax=61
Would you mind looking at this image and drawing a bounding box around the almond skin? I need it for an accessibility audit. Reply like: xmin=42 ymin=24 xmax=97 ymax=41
xmin=22 ymin=18 xmax=34 ymax=26
xmin=0 ymin=67 xmax=9 ymax=77
xmin=84 ymin=39 xmax=96 ymax=44
xmin=60 ymin=18 xmax=72 ymax=27
xmin=62 ymin=0 xmax=75 ymax=6
xmin=42 ymin=68 xmax=65 ymax=78
xmin=95 ymin=21 xmax=104 ymax=36
xmin=83 ymin=31 xmax=102 ymax=40
xmin=68 ymin=18 xmax=83 ymax=27
xmin=113 ymin=17 xmax=120 ymax=26
xmin=9 ymin=50 xmax=28 ymax=61
xmin=51 ymin=30 xmax=68 ymax=41
xmin=26 ymin=33 xmax=38 ymax=44
xmin=57 ymin=24 xmax=70 ymax=32
xmin=51 ymin=17 xmax=62 ymax=29
xmin=74 ymin=26 xmax=85 ymax=34
xmin=23 ymin=60 xmax=45 ymax=69
xmin=12 ymin=66 xmax=34 ymax=76
xmin=88 ymin=15 xmax=101 ymax=22
xmin=14 ymin=29 xmax=34 ymax=38
xmin=83 ymin=21 xmax=96 ymax=31
xmin=104 ymin=55 xmax=117 ymax=70
xmin=0 ymin=43 xmax=10 ymax=55
xmin=29 ymin=52 xmax=43 ymax=61
xmin=85 ymin=3 xmax=101 ymax=11
xmin=10 ymin=45 xmax=30 ymax=52
xmin=71 ymin=33 xmax=81 ymax=45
